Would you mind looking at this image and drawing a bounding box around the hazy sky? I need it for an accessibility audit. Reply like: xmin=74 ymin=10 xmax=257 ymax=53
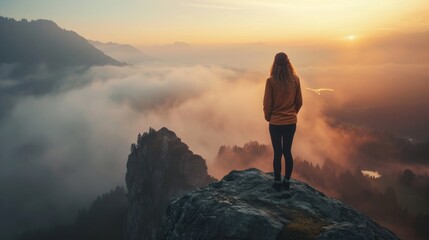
xmin=1 ymin=0 xmax=428 ymax=45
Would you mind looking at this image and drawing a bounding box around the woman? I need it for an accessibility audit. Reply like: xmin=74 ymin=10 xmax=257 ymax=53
xmin=263 ymin=52 xmax=303 ymax=191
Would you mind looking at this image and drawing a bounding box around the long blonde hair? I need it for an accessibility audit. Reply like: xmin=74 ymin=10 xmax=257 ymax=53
xmin=270 ymin=52 xmax=299 ymax=85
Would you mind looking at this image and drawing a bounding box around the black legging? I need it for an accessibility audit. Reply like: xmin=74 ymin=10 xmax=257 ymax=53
xmin=269 ymin=123 xmax=296 ymax=181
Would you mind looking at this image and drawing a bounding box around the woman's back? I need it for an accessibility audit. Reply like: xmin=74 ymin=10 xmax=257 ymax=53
xmin=263 ymin=76 xmax=302 ymax=125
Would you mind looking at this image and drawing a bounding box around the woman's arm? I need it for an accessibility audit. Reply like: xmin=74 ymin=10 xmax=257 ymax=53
xmin=295 ymin=79 xmax=303 ymax=113
xmin=263 ymin=78 xmax=273 ymax=121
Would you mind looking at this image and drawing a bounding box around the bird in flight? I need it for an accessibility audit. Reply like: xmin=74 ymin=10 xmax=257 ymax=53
xmin=306 ymin=88 xmax=334 ymax=95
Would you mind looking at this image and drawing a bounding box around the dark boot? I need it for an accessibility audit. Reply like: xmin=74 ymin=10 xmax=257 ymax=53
xmin=282 ymin=178 xmax=290 ymax=190
xmin=272 ymin=180 xmax=282 ymax=191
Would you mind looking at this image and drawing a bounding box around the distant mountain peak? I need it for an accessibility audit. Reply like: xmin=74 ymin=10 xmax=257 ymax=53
xmin=89 ymin=39 xmax=152 ymax=64
xmin=0 ymin=16 xmax=122 ymax=68
xmin=31 ymin=18 xmax=58 ymax=26
xmin=171 ymin=41 xmax=190 ymax=47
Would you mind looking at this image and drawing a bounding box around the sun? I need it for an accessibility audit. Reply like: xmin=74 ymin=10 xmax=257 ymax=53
xmin=346 ymin=35 xmax=356 ymax=41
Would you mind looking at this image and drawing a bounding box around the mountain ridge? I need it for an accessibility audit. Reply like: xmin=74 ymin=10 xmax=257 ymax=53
xmin=0 ymin=16 xmax=123 ymax=68
xmin=89 ymin=40 xmax=153 ymax=64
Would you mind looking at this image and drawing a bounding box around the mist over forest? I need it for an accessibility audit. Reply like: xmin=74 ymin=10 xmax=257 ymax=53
xmin=1 ymin=17 xmax=429 ymax=239
xmin=213 ymin=141 xmax=429 ymax=239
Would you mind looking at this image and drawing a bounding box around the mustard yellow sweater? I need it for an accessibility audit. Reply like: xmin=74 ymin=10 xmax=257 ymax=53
xmin=263 ymin=76 xmax=303 ymax=125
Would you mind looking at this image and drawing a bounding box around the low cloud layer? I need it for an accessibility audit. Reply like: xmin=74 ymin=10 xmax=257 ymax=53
xmin=0 ymin=63 xmax=249 ymax=238
xmin=2 ymin=34 xmax=429 ymax=238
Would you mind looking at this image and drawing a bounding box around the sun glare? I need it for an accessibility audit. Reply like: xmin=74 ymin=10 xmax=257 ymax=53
xmin=346 ymin=35 xmax=356 ymax=41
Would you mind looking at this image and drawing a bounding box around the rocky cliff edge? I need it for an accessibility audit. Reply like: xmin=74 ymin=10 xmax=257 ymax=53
xmin=157 ymin=168 xmax=399 ymax=240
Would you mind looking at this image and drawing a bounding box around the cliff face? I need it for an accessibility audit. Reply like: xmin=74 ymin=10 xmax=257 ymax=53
xmin=124 ymin=127 xmax=215 ymax=240
xmin=156 ymin=168 xmax=399 ymax=240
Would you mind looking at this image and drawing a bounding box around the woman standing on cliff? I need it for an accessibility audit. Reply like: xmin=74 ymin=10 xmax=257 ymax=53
xmin=263 ymin=52 xmax=303 ymax=191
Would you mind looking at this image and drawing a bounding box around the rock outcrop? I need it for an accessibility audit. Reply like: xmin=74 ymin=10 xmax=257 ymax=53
xmin=124 ymin=127 xmax=215 ymax=240
xmin=156 ymin=168 xmax=399 ymax=240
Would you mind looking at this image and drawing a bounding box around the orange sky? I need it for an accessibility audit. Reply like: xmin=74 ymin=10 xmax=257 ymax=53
xmin=1 ymin=0 xmax=429 ymax=45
